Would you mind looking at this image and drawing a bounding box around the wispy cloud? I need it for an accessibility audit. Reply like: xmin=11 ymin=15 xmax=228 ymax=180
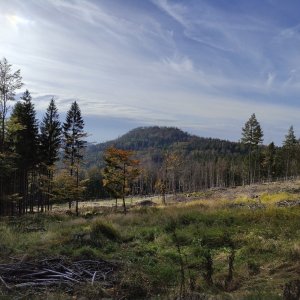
xmin=1 ymin=0 xmax=300 ymax=144
xmin=266 ymin=72 xmax=276 ymax=88
xmin=152 ymin=0 xmax=188 ymax=27
xmin=279 ymin=23 xmax=300 ymax=40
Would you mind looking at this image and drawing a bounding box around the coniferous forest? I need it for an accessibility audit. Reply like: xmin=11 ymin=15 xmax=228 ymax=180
xmin=1 ymin=58 xmax=300 ymax=299
xmin=0 ymin=58 xmax=87 ymax=216
xmin=1 ymin=57 xmax=300 ymax=216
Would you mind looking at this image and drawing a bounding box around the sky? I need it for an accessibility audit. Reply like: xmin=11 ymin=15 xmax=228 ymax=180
xmin=1 ymin=0 xmax=300 ymax=145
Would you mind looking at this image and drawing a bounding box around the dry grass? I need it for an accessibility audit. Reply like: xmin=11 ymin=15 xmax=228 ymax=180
xmin=1 ymin=180 xmax=300 ymax=298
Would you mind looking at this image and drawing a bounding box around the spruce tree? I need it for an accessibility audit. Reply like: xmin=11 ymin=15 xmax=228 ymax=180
xmin=62 ymin=101 xmax=86 ymax=214
xmin=11 ymin=90 xmax=39 ymax=170
xmin=10 ymin=90 xmax=39 ymax=213
xmin=40 ymin=98 xmax=61 ymax=211
xmin=241 ymin=113 xmax=263 ymax=184
xmin=40 ymin=98 xmax=61 ymax=166
xmin=282 ymin=126 xmax=298 ymax=178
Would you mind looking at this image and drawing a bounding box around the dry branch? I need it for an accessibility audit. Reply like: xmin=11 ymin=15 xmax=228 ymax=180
xmin=0 ymin=258 xmax=117 ymax=292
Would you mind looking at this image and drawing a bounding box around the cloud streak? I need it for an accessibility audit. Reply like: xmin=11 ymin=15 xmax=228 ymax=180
xmin=1 ymin=0 xmax=300 ymax=143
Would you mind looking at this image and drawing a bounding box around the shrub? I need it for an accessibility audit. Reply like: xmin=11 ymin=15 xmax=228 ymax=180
xmin=90 ymin=220 xmax=121 ymax=242
xmin=74 ymin=246 xmax=99 ymax=259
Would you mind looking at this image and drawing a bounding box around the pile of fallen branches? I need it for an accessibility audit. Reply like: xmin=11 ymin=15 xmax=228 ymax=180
xmin=0 ymin=258 xmax=117 ymax=291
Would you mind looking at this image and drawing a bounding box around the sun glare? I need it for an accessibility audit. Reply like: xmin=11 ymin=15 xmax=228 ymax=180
xmin=6 ymin=14 xmax=33 ymax=27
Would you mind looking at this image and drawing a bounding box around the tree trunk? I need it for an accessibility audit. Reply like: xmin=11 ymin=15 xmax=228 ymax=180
xmin=122 ymin=163 xmax=127 ymax=214
xmin=76 ymin=167 xmax=79 ymax=216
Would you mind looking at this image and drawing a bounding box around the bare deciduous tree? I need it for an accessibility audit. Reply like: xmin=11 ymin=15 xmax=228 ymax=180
xmin=0 ymin=57 xmax=23 ymax=149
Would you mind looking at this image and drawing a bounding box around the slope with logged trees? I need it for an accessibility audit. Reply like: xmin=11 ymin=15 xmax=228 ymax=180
xmin=85 ymin=125 xmax=300 ymax=198
xmin=85 ymin=127 xmax=252 ymax=196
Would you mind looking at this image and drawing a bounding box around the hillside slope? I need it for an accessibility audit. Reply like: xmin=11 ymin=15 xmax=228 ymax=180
xmin=85 ymin=126 xmax=247 ymax=168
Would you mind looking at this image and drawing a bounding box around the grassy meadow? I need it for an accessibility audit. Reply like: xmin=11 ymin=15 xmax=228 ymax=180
xmin=0 ymin=182 xmax=300 ymax=299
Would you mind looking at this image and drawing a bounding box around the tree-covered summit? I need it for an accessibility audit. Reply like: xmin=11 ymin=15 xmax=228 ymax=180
xmin=87 ymin=126 xmax=246 ymax=153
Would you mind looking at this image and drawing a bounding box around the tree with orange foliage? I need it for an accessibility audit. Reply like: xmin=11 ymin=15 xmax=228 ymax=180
xmin=103 ymin=147 xmax=140 ymax=214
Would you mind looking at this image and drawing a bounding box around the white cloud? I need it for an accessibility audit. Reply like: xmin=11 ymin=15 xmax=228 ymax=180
xmin=279 ymin=23 xmax=300 ymax=40
xmin=162 ymin=55 xmax=194 ymax=73
xmin=1 ymin=0 xmax=300 ymax=144
xmin=266 ymin=72 xmax=276 ymax=88
xmin=152 ymin=0 xmax=188 ymax=27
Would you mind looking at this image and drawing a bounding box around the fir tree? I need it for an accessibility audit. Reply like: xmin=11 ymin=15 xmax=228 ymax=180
xmin=10 ymin=90 xmax=39 ymax=213
xmin=282 ymin=126 xmax=298 ymax=178
xmin=63 ymin=101 xmax=86 ymax=174
xmin=241 ymin=113 xmax=263 ymax=184
xmin=40 ymin=98 xmax=62 ymax=211
xmin=62 ymin=101 xmax=86 ymax=214
xmin=40 ymin=98 xmax=61 ymax=166
xmin=11 ymin=90 xmax=39 ymax=170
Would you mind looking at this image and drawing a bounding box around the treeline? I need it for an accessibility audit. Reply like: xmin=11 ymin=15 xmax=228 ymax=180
xmin=2 ymin=57 xmax=300 ymax=215
xmin=0 ymin=58 xmax=86 ymax=215
xmin=139 ymin=116 xmax=300 ymax=194
xmin=86 ymin=121 xmax=300 ymax=198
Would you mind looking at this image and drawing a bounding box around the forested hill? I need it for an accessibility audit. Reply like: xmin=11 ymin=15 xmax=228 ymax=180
xmin=88 ymin=126 xmax=192 ymax=151
xmin=85 ymin=126 xmax=247 ymax=168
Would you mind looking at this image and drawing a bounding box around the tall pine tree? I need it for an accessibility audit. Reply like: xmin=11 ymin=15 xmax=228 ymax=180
xmin=40 ymin=98 xmax=61 ymax=211
xmin=282 ymin=126 xmax=298 ymax=179
xmin=40 ymin=98 xmax=61 ymax=166
xmin=10 ymin=90 xmax=39 ymax=213
xmin=241 ymin=113 xmax=263 ymax=184
xmin=11 ymin=90 xmax=39 ymax=170
xmin=62 ymin=101 xmax=86 ymax=214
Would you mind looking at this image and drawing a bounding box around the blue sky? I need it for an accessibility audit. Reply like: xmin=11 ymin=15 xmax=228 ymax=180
xmin=1 ymin=0 xmax=300 ymax=144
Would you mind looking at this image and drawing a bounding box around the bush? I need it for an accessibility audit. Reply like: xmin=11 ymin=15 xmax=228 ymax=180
xmin=90 ymin=220 xmax=121 ymax=242
xmin=74 ymin=246 xmax=99 ymax=259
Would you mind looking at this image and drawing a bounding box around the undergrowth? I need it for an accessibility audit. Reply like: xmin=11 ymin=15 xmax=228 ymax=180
xmin=0 ymin=192 xmax=299 ymax=299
